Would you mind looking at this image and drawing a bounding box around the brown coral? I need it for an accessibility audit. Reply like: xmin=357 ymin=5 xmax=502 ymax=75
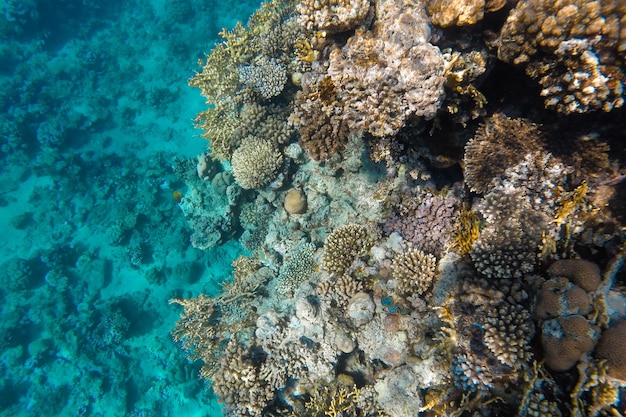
xmin=463 ymin=113 xmax=545 ymax=194
xmin=595 ymin=320 xmax=626 ymax=383
xmin=534 ymin=277 xmax=592 ymax=319
xmin=547 ymin=258 xmax=601 ymax=293
xmin=497 ymin=0 xmax=626 ymax=113
xmin=541 ymin=314 xmax=597 ymax=371
xmin=392 ymin=248 xmax=438 ymax=296
xmin=321 ymin=225 xmax=369 ymax=275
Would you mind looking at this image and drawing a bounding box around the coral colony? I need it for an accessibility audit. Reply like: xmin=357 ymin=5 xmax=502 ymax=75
xmin=170 ymin=0 xmax=626 ymax=416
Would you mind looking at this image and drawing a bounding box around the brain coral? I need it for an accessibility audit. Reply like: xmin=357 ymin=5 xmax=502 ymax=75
xmin=595 ymin=320 xmax=626 ymax=383
xmin=231 ymin=137 xmax=283 ymax=189
xmin=541 ymin=314 xmax=597 ymax=371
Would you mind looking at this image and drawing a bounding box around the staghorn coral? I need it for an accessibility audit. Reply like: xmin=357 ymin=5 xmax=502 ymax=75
xmin=391 ymin=248 xmax=438 ymax=296
xmin=497 ymin=0 xmax=626 ymax=113
xmin=296 ymin=0 xmax=371 ymax=33
xmin=321 ymin=225 xmax=369 ymax=275
xmin=231 ymin=137 xmax=284 ymax=189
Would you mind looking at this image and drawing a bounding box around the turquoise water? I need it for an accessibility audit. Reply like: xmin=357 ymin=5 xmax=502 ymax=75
xmin=0 ymin=0 xmax=261 ymax=415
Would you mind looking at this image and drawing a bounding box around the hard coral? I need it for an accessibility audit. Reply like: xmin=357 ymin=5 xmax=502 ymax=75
xmin=547 ymin=258 xmax=601 ymax=292
xmin=463 ymin=113 xmax=545 ymax=194
xmin=326 ymin=0 xmax=446 ymax=137
xmin=296 ymin=0 xmax=371 ymax=33
xmin=497 ymin=0 xmax=626 ymax=113
xmin=231 ymin=137 xmax=284 ymax=189
xmin=541 ymin=314 xmax=597 ymax=371
xmin=392 ymin=248 xmax=438 ymax=296
xmin=321 ymin=225 xmax=369 ymax=275
xmin=426 ymin=0 xmax=507 ymax=27
xmin=595 ymin=319 xmax=626 ymax=383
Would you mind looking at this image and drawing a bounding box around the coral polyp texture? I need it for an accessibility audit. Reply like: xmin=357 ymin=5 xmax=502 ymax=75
xmin=231 ymin=138 xmax=284 ymax=189
xmin=170 ymin=0 xmax=626 ymax=416
xmin=497 ymin=0 xmax=626 ymax=113
xmin=296 ymin=0 xmax=371 ymax=33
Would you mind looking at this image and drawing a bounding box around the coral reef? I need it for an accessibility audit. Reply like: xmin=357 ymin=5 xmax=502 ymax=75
xmin=296 ymin=0 xmax=371 ymax=33
xmin=321 ymin=225 xmax=370 ymax=275
xmin=231 ymin=137 xmax=284 ymax=189
xmin=170 ymin=0 xmax=626 ymax=416
xmin=497 ymin=0 xmax=626 ymax=113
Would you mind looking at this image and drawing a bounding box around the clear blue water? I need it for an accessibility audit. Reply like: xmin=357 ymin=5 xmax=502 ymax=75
xmin=0 ymin=1 xmax=261 ymax=415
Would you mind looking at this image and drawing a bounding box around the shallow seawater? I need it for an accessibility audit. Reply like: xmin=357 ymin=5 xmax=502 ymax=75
xmin=0 ymin=0 xmax=261 ymax=415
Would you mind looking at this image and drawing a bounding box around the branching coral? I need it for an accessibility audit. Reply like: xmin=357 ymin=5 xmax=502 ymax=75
xmin=321 ymin=225 xmax=369 ymax=275
xmin=497 ymin=0 xmax=626 ymax=113
xmin=463 ymin=114 xmax=546 ymax=194
xmin=296 ymin=0 xmax=371 ymax=33
xmin=392 ymin=248 xmax=438 ymax=296
xmin=383 ymin=191 xmax=460 ymax=258
xmin=231 ymin=137 xmax=284 ymax=189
